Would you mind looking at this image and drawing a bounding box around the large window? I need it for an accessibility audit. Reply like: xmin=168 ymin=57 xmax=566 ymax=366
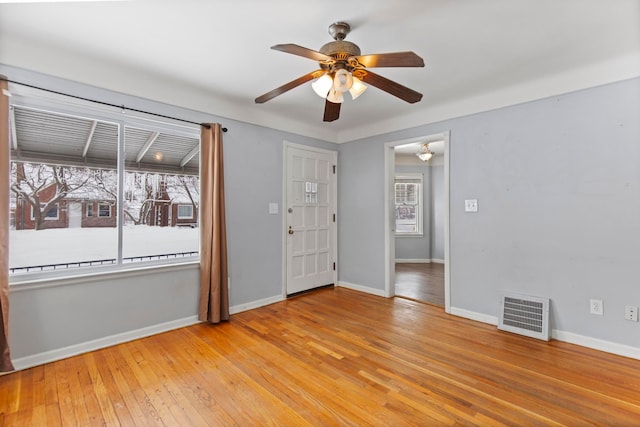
xmin=8 ymin=97 xmax=201 ymax=276
xmin=395 ymin=174 xmax=423 ymax=236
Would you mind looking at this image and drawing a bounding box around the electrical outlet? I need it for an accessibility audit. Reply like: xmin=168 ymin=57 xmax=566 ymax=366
xmin=625 ymin=305 xmax=638 ymax=322
xmin=590 ymin=299 xmax=603 ymax=316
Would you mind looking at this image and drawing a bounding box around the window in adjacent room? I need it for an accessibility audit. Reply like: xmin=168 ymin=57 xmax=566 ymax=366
xmin=395 ymin=174 xmax=423 ymax=236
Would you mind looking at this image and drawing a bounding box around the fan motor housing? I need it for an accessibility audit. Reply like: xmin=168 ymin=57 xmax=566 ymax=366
xmin=319 ymin=40 xmax=361 ymax=58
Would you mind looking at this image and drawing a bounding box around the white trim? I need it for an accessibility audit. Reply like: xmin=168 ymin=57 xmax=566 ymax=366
xmin=384 ymin=131 xmax=451 ymax=310
xmin=336 ymin=281 xmax=387 ymax=297
xmin=281 ymin=141 xmax=338 ymax=298
xmin=442 ymin=131 xmax=451 ymax=314
xmin=450 ymin=307 xmax=499 ymax=325
xmin=449 ymin=307 xmax=640 ymax=361
xmin=384 ymin=144 xmax=395 ymax=298
xmin=230 ymin=294 xmax=284 ymax=315
xmin=11 ymin=315 xmax=200 ymax=372
xmin=552 ymin=330 xmax=640 ymax=361
xmin=10 ymin=261 xmax=199 ymax=291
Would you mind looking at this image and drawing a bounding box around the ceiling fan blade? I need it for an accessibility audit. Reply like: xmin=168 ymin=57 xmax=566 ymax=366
xmin=271 ymin=44 xmax=334 ymax=62
xmin=354 ymin=51 xmax=425 ymax=68
xmin=255 ymin=70 xmax=325 ymax=104
xmin=358 ymin=70 xmax=423 ymax=104
xmin=323 ymin=99 xmax=341 ymax=122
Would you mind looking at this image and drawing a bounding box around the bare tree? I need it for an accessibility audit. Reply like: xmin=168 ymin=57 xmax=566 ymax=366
xmin=11 ymin=163 xmax=92 ymax=230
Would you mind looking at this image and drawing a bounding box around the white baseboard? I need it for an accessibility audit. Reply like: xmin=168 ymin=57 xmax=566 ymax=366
xmin=552 ymin=329 xmax=640 ymax=361
xmin=12 ymin=315 xmax=200 ymax=372
xmin=395 ymin=258 xmax=445 ymax=264
xmin=449 ymin=307 xmax=498 ymax=325
xmin=336 ymin=281 xmax=387 ymax=297
xmin=449 ymin=307 xmax=640 ymax=361
xmin=230 ymin=294 xmax=283 ymax=315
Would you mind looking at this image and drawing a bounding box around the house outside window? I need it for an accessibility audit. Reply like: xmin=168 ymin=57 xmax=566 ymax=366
xmin=86 ymin=203 xmax=93 ymax=217
xmin=395 ymin=174 xmax=423 ymax=236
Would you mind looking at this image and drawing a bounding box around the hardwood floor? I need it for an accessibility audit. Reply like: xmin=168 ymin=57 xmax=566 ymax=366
xmin=395 ymin=262 xmax=445 ymax=306
xmin=2 ymin=287 xmax=640 ymax=426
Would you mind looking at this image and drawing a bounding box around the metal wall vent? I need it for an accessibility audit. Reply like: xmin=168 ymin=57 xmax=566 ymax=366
xmin=498 ymin=293 xmax=550 ymax=341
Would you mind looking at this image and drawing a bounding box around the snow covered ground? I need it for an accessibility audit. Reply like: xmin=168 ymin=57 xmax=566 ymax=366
xmin=10 ymin=226 xmax=199 ymax=270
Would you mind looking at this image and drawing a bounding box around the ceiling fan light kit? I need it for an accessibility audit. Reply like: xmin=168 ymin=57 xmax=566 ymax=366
xmin=416 ymin=143 xmax=434 ymax=161
xmin=255 ymin=21 xmax=425 ymax=122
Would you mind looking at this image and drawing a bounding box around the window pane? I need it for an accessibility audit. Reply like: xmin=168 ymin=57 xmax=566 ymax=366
xmin=121 ymin=127 xmax=200 ymax=263
xmin=10 ymin=162 xmax=119 ymax=273
xmin=177 ymin=204 xmax=193 ymax=219
xmin=395 ymin=176 xmax=422 ymax=235
xmin=396 ymin=205 xmax=417 ymax=233
xmin=98 ymin=203 xmax=111 ymax=217
xmin=9 ymin=106 xmax=120 ymax=274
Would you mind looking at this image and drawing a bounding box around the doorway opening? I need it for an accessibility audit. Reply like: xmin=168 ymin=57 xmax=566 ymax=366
xmin=384 ymin=132 xmax=451 ymax=312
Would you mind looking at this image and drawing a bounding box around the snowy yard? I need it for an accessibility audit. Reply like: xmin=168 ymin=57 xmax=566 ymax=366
xmin=10 ymin=226 xmax=199 ymax=270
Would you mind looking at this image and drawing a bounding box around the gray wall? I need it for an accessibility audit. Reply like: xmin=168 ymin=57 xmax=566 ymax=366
xmin=431 ymin=165 xmax=445 ymax=260
xmin=339 ymin=77 xmax=640 ymax=349
xmin=10 ymin=265 xmax=199 ymax=360
xmin=3 ymin=64 xmax=337 ymax=364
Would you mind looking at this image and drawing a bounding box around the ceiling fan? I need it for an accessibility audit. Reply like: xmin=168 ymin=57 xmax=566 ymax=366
xmin=255 ymin=22 xmax=425 ymax=122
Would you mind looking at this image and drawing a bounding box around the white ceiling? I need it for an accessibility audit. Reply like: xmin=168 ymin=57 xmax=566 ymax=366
xmin=1 ymin=0 xmax=639 ymax=143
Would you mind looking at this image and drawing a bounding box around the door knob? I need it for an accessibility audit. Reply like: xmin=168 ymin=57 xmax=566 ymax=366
xmin=288 ymin=226 xmax=294 ymax=235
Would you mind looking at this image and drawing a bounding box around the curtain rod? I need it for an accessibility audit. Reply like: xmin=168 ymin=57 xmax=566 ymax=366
xmin=1 ymin=77 xmax=227 ymax=132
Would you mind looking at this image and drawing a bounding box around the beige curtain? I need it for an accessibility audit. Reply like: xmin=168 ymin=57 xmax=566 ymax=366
xmin=0 ymin=76 xmax=14 ymax=372
xmin=198 ymin=123 xmax=229 ymax=323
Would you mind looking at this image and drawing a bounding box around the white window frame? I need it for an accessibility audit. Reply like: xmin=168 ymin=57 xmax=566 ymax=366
xmin=98 ymin=203 xmax=111 ymax=218
xmin=8 ymin=95 xmax=202 ymax=281
xmin=395 ymin=174 xmax=423 ymax=236
xmin=177 ymin=204 xmax=194 ymax=219
xmin=31 ymin=203 xmax=59 ymax=221
xmin=86 ymin=203 xmax=94 ymax=217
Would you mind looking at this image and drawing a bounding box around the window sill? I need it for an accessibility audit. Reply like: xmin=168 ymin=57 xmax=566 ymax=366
xmin=395 ymin=233 xmax=424 ymax=238
xmin=9 ymin=258 xmax=200 ymax=292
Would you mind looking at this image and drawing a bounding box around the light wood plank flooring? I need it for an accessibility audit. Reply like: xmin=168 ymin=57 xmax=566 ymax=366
xmin=2 ymin=287 xmax=640 ymax=426
xmin=395 ymin=262 xmax=445 ymax=306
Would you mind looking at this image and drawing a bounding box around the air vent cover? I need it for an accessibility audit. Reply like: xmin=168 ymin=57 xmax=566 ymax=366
xmin=498 ymin=293 xmax=550 ymax=341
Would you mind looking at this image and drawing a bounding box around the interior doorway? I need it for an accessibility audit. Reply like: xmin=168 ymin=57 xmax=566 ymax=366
xmin=384 ymin=132 xmax=451 ymax=312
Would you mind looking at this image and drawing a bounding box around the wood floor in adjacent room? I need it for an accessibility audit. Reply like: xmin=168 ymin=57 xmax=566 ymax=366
xmin=395 ymin=262 xmax=445 ymax=306
xmin=2 ymin=288 xmax=640 ymax=426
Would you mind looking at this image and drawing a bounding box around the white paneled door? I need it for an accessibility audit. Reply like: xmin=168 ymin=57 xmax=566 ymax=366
xmin=285 ymin=144 xmax=336 ymax=295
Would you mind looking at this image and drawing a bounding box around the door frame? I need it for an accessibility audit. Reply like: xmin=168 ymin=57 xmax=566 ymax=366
xmin=384 ymin=131 xmax=451 ymax=313
xmin=282 ymin=141 xmax=338 ymax=298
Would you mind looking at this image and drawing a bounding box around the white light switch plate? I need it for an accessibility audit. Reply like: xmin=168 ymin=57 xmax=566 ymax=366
xmin=268 ymin=203 xmax=278 ymax=214
xmin=625 ymin=305 xmax=638 ymax=322
xmin=465 ymin=199 xmax=478 ymax=212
